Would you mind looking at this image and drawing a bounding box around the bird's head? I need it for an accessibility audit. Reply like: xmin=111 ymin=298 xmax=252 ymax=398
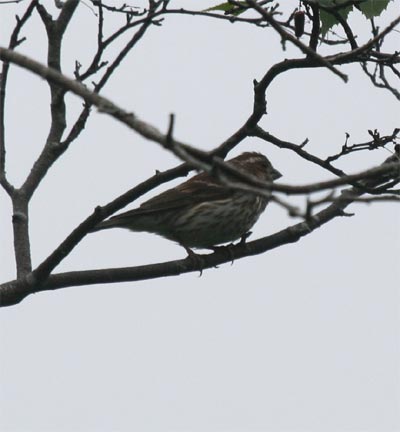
xmin=229 ymin=152 xmax=282 ymax=181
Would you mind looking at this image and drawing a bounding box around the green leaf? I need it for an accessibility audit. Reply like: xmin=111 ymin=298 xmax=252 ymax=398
xmin=319 ymin=4 xmax=353 ymax=35
xmin=316 ymin=0 xmax=350 ymax=7
xmin=319 ymin=0 xmax=392 ymax=35
xmin=357 ymin=0 xmax=392 ymax=19
xmin=204 ymin=1 xmax=247 ymax=16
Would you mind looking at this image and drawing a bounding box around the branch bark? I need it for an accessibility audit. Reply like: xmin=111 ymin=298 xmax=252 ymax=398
xmin=1 ymin=163 xmax=394 ymax=307
xmin=0 ymin=2 xmax=398 ymax=308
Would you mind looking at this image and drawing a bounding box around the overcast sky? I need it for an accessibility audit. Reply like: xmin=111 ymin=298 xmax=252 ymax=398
xmin=1 ymin=1 xmax=400 ymax=431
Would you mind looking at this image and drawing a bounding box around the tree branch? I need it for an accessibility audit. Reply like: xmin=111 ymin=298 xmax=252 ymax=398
xmin=325 ymin=15 xmax=400 ymax=64
xmin=12 ymin=191 xmax=32 ymax=277
xmin=246 ymin=0 xmax=348 ymax=82
xmin=1 ymin=2 xmax=398 ymax=307
xmin=13 ymin=151 xmax=400 ymax=294
xmin=252 ymin=126 xmax=347 ymax=177
xmin=307 ymin=1 xmax=320 ymax=52
xmin=31 ymin=162 xmax=192 ymax=284
xmin=0 ymin=47 xmax=190 ymax=152
xmin=0 ymin=0 xmax=36 ymax=195
xmin=325 ymin=129 xmax=399 ymax=163
xmin=19 ymin=0 xmax=80 ymax=199
xmin=62 ymin=1 xmax=158 ymax=148
xmin=2 ymin=160 xmax=396 ymax=307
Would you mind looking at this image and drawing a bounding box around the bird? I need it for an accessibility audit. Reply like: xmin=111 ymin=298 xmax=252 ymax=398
xmin=90 ymin=152 xmax=281 ymax=253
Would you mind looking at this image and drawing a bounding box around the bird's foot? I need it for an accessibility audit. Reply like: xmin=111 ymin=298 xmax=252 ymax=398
xmin=211 ymin=244 xmax=236 ymax=265
xmin=239 ymin=231 xmax=252 ymax=245
xmin=184 ymin=246 xmax=205 ymax=276
xmin=211 ymin=232 xmax=252 ymax=264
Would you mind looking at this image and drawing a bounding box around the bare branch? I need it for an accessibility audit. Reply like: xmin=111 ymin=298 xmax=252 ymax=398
xmin=31 ymin=162 xmax=191 ymax=284
xmin=0 ymin=1 xmax=37 ymax=276
xmin=307 ymin=2 xmax=320 ymax=52
xmin=213 ymin=158 xmax=400 ymax=195
xmin=90 ymin=0 xmax=144 ymax=16
xmin=20 ymin=0 xmax=81 ymax=199
xmin=245 ymin=0 xmax=348 ymax=82
xmin=57 ymin=0 xmax=80 ymax=34
xmin=1 ymin=46 xmax=398 ymax=200
xmin=0 ymin=0 xmax=36 ymax=195
xmin=2 ymin=161 xmax=396 ymax=306
xmin=252 ymin=126 xmax=347 ymax=178
xmin=0 ymin=0 xmax=25 ymax=4
xmin=0 ymin=0 xmax=398 ymax=307
xmin=32 ymin=149 xmax=399 ymax=287
xmin=0 ymin=46 xmax=190 ymax=152
xmin=326 ymin=129 xmax=399 ymax=163
xmin=64 ymin=3 xmax=161 ymax=147
xmin=160 ymin=7 xmax=268 ymax=27
xmin=326 ymin=15 xmax=400 ymax=64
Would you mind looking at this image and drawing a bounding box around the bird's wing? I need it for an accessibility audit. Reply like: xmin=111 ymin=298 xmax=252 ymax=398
xmin=141 ymin=181 xmax=232 ymax=212
xmin=106 ymin=177 xmax=234 ymax=224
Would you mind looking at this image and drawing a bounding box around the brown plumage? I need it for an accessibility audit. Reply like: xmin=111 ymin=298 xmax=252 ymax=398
xmin=90 ymin=152 xmax=281 ymax=249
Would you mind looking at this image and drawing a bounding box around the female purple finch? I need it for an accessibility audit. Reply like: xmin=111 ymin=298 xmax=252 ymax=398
xmin=90 ymin=152 xmax=281 ymax=251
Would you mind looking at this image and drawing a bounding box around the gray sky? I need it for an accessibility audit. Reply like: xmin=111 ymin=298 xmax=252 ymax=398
xmin=1 ymin=1 xmax=400 ymax=431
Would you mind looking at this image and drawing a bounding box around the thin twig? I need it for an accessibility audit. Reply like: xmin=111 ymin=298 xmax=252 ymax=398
xmin=0 ymin=0 xmax=36 ymax=195
xmin=246 ymin=0 xmax=348 ymax=82
xmin=3 ymin=158 xmax=397 ymax=306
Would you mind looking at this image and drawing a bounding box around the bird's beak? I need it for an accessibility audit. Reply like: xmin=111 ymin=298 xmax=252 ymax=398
xmin=272 ymin=168 xmax=282 ymax=180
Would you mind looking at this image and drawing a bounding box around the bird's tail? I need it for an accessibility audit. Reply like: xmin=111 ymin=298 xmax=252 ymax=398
xmin=89 ymin=210 xmax=146 ymax=233
xmin=88 ymin=219 xmax=120 ymax=233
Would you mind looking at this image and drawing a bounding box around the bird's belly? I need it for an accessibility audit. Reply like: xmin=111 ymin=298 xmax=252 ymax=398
xmin=170 ymin=194 xmax=267 ymax=248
